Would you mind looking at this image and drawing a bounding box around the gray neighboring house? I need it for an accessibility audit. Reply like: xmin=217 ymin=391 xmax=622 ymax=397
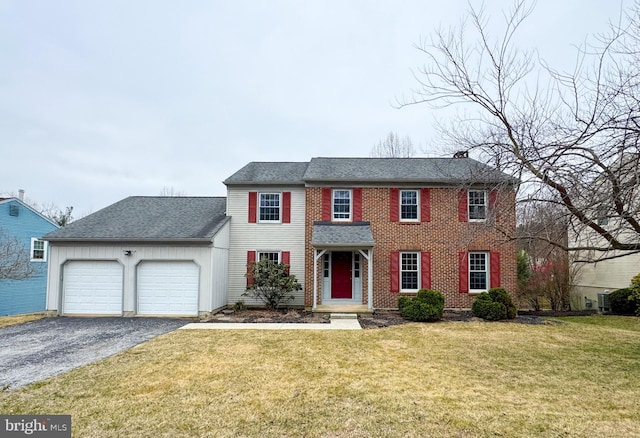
xmin=43 ymin=197 xmax=230 ymax=317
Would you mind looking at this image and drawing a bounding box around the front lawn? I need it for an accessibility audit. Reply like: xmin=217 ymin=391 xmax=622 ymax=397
xmin=0 ymin=313 xmax=44 ymax=329
xmin=1 ymin=316 xmax=639 ymax=437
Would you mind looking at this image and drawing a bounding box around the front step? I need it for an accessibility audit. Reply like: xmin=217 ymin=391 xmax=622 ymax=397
xmin=330 ymin=313 xmax=358 ymax=320
xmin=313 ymin=304 xmax=372 ymax=315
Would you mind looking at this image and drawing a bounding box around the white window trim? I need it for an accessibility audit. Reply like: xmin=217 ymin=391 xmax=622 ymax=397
xmin=469 ymin=251 xmax=489 ymax=294
xmin=332 ymin=189 xmax=352 ymax=222
xmin=30 ymin=238 xmax=47 ymax=262
xmin=400 ymin=189 xmax=420 ymax=222
xmin=468 ymin=190 xmax=488 ymax=222
xmin=400 ymin=251 xmax=420 ymax=292
xmin=256 ymin=250 xmax=282 ymax=264
xmin=258 ymin=192 xmax=282 ymax=224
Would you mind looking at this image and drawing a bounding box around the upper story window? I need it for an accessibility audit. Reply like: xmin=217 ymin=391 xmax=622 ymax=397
xmin=401 ymin=252 xmax=419 ymax=291
xmin=468 ymin=190 xmax=487 ymax=221
xmin=333 ymin=189 xmax=351 ymax=221
xmin=30 ymin=238 xmax=47 ymax=262
xmin=469 ymin=252 xmax=488 ymax=292
xmin=259 ymin=193 xmax=281 ymax=222
xmin=596 ymin=206 xmax=609 ymax=226
xmin=400 ymin=190 xmax=419 ymax=221
xmin=258 ymin=251 xmax=281 ymax=264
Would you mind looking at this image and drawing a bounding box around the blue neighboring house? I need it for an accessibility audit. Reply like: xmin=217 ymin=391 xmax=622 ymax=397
xmin=0 ymin=198 xmax=59 ymax=315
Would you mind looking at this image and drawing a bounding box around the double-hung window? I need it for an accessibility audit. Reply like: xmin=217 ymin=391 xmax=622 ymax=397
xmin=468 ymin=190 xmax=487 ymax=221
xmin=400 ymin=190 xmax=419 ymax=221
xmin=400 ymin=252 xmax=419 ymax=291
xmin=469 ymin=252 xmax=488 ymax=292
xmin=259 ymin=193 xmax=281 ymax=222
xmin=30 ymin=238 xmax=47 ymax=262
xmin=333 ymin=189 xmax=351 ymax=221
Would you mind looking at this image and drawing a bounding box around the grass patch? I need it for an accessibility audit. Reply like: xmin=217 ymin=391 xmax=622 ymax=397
xmin=0 ymin=313 xmax=45 ymax=329
xmin=1 ymin=320 xmax=639 ymax=437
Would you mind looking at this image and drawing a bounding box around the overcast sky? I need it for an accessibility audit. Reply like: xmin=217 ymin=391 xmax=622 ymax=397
xmin=0 ymin=0 xmax=625 ymax=217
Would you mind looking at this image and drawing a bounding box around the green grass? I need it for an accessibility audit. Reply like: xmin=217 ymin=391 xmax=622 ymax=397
xmin=1 ymin=316 xmax=639 ymax=437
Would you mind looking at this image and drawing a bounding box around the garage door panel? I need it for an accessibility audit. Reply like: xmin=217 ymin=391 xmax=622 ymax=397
xmin=63 ymin=261 xmax=123 ymax=315
xmin=137 ymin=261 xmax=199 ymax=316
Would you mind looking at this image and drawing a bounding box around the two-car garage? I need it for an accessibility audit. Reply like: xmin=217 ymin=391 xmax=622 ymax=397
xmin=61 ymin=260 xmax=200 ymax=317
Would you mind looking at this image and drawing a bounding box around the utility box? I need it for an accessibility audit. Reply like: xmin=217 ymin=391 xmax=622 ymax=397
xmin=597 ymin=291 xmax=611 ymax=312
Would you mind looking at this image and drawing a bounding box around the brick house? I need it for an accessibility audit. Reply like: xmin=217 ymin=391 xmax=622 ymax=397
xmin=226 ymin=157 xmax=517 ymax=311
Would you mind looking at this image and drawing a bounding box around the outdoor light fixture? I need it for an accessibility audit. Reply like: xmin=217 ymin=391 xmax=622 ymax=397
xmin=123 ymin=250 xmax=133 ymax=256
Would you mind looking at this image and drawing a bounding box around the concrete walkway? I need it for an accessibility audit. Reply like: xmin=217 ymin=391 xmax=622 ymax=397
xmin=180 ymin=316 xmax=362 ymax=331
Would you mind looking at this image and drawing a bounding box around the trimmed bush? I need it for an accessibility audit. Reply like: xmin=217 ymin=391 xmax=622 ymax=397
xmin=398 ymin=289 xmax=445 ymax=322
xmin=488 ymin=287 xmax=517 ymax=319
xmin=610 ymin=288 xmax=637 ymax=315
xmin=471 ymin=288 xmax=516 ymax=321
xmin=472 ymin=292 xmax=507 ymax=321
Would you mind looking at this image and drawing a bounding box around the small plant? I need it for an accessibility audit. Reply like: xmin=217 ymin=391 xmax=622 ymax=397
xmin=628 ymin=273 xmax=640 ymax=316
xmin=472 ymin=288 xmax=517 ymax=321
xmin=233 ymin=300 xmax=246 ymax=312
xmin=243 ymin=258 xmax=302 ymax=310
xmin=398 ymin=289 xmax=445 ymax=322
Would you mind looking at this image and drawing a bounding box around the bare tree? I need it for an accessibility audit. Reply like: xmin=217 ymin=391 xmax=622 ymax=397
xmin=159 ymin=186 xmax=186 ymax=196
xmin=401 ymin=0 xmax=640 ymax=261
xmin=0 ymin=230 xmax=34 ymax=280
xmin=370 ymin=132 xmax=416 ymax=158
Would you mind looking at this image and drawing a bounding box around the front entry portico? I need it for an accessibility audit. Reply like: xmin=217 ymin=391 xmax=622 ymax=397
xmin=311 ymin=221 xmax=375 ymax=310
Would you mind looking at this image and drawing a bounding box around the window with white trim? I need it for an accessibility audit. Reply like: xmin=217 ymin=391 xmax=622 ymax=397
xmin=596 ymin=206 xmax=609 ymax=226
xmin=30 ymin=238 xmax=47 ymax=262
xmin=259 ymin=193 xmax=281 ymax=222
xmin=401 ymin=252 xmax=419 ymax=291
xmin=333 ymin=189 xmax=351 ymax=221
xmin=257 ymin=251 xmax=281 ymax=264
xmin=469 ymin=252 xmax=488 ymax=292
xmin=400 ymin=190 xmax=419 ymax=221
xmin=468 ymin=190 xmax=487 ymax=221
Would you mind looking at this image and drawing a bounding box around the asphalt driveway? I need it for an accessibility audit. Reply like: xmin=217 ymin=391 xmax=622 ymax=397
xmin=0 ymin=317 xmax=187 ymax=390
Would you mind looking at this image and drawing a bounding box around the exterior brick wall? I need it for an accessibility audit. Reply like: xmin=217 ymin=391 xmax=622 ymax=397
xmin=305 ymin=186 xmax=517 ymax=309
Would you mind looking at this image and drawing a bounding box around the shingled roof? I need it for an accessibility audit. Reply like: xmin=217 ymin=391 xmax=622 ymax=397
xmin=303 ymin=157 xmax=515 ymax=184
xmin=223 ymin=157 xmax=515 ymax=186
xmin=43 ymin=197 xmax=229 ymax=242
xmin=224 ymin=162 xmax=309 ymax=185
xmin=311 ymin=222 xmax=375 ymax=247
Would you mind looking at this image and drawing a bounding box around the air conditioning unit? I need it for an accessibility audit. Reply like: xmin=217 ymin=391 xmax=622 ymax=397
xmin=597 ymin=290 xmax=611 ymax=312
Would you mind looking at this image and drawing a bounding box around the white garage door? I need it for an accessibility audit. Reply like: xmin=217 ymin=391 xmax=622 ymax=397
xmin=63 ymin=261 xmax=123 ymax=315
xmin=137 ymin=261 xmax=199 ymax=316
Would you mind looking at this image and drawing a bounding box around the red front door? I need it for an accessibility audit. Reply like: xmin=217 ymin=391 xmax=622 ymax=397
xmin=331 ymin=252 xmax=353 ymax=299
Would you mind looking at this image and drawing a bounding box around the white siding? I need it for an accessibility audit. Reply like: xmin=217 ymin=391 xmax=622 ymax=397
xmin=574 ymin=252 xmax=640 ymax=308
xmin=227 ymin=186 xmax=306 ymax=306
xmin=46 ymin=240 xmax=226 ymax=316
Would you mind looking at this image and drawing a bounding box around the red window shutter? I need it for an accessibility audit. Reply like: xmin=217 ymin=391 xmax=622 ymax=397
xmin=421 ymin=251 xmax=431 ymax=289
xmin=246 ymin=251 xmax=256 ymax=286
xmin=390 ymin=188 xmax=399 ymax=222
xmin=390 ymin=251 xmax=400 ymax=293
xmin=490 ymin=252 xmax=501 ymax=287
xmin=248 ymin=192 xmax=257 ymax=223
xmin=282 ymin=251 xmax=290 ymax=275
xmin=282 ymin=192 xmax=291 ymax=223
xmin=322 ymin=188 xmax=332 ymax=221
xmin=489 ymin=190 xmax=499 ymax=222
xmin=353 ymin=188 xmax=362 ymax=222
xmin=458 ymin=190 xmax=468 ymax=222
xmin=458 ymin=252 xmax=469 ymax=293
xmin=421 ymin=188 xmax=431 ymax=222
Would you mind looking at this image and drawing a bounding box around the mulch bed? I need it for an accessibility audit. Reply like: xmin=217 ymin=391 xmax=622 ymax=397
xmin=202 ymin=308 xmax=564 ymax=328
